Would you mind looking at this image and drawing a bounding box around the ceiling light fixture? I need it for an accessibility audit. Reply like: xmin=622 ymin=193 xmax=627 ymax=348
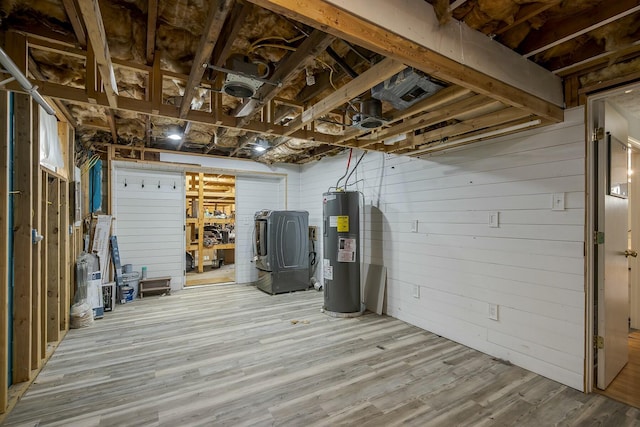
xmin=167 ymin=133 xmax=182 ymax=141
xmin=406 ymin=119 xmax=542 ymax=156
xmin=254 ymin=145 xmax=267 ymax=152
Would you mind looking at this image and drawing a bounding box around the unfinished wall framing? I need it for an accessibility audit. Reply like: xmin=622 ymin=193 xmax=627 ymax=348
xmin=0 ymin=93 xmax=76 ymax=416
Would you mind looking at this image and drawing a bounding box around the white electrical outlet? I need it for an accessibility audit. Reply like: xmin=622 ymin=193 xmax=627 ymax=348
xmin=204 ymin=255 xmax=210 ymax=261
xmin=488 ymin=212 xmax=499 ymax=228
xmin=411 ymin=220 xmax=418 ymax=233
xmin=413 ymin=285 xmax=420 ymax=299
xmin=488 ymin=303 xmax=499 ymax=321
xmin=552 ymin=193 xmax=565 ymax=211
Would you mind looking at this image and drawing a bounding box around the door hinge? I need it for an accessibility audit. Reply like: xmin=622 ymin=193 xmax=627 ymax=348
xmin=594 ymin=231 xmax=605 ymax=244
xmin=593 ymin=127 xmax=604 ymax=142
xmin=595 ymin=335 xmax=604 ymax=349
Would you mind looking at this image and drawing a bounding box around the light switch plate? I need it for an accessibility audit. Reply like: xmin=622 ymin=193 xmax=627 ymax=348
xmin=488 ymin=212 xmax=499 ymax=228
xmin=488 ymin=303 xmax=499 ymax=321
xmin=413 ymin=285 xmax=420 ymax=299
xmin=552 ymin=193 xmax=565 ymax=211
xmin=411 ymin=220 xmax=418 ymax=233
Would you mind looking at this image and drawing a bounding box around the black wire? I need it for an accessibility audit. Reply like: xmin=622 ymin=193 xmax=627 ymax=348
xmin=335 ymin=148 xmax=353 ymax=189
xmin=344 ymin=151 xmax=366 ymax=187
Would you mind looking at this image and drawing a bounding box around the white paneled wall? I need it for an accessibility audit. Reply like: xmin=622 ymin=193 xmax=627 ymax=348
xmin=235 ymin=175 xmax=287 ymax=283
xmin=299 ymin=107 xmax=586 ymax=390
xmin=112 ymin=167 xmax=185 ymax=290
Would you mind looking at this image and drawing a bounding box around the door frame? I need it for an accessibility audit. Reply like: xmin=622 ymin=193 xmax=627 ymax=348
xmin=585 ymin=82 xmax=640 ymax=392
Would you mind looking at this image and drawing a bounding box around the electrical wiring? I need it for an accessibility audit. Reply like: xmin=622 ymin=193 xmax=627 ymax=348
xmin=249 ymin=34 xmax=306 ymax=50
xmin=335 ymin=148 xmax=353 ymax=190
xmin=81 ymin=153 xmax=100 ymax=176
xmin=344 ymin=151 xmax=366 ymax=187
xmin=315 ymin=58 xmax=338 ymax=91
xmin=248 ymin=43 xmax=297 ymax=54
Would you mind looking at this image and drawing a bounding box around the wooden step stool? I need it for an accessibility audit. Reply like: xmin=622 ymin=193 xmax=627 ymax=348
xmin=139 ymin=276 xmax=171 ymax=298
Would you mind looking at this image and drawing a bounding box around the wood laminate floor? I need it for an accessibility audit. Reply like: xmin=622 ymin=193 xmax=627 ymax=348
xmin=186 ymin=264 xmax=235 ymax=286
xmin=4 ymin=285 xmax=640 ymax=426
xmin=599 ymin=330 xmax=640 ymax=409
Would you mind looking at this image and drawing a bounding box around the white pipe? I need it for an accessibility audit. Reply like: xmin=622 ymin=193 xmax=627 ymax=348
xmin=0 ymin=47 xmax=56 ymax=115
xmin=406 ymin=119 xmax=542 ymax=156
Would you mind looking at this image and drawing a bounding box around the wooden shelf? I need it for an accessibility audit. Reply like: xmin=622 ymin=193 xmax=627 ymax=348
xmin=185 ymin=171 xmax=236 ymax=274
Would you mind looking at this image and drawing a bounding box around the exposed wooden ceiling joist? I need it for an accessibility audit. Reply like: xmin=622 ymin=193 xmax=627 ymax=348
xmin=356 ymin=95 xmax=501 ymax=149
xmin=520 ymin=0 xmax=640 ymax=58
xmin=336 ymin=85 xmax=472 ymax=144
xmin=61 ymin=0 xmax=86 ymax=47
xmin=247 ymin=0 xmax=564 ymax=123
xmin=179 ymin=0 xmax=235 ymax=119
xmin=76 ymin=0 xmax=119 ymax=108
xmin=106 ymin=111 xmax=118 ymax=143
xmin=211 ymin=2 xmax=254 ymax=73
xmin=389 ymin=107 xmax=532 ymax=153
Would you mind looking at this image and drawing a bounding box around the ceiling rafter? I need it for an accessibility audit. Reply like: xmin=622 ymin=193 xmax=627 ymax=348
xmin=106 ymin=111 xmax=118 ymax=143
xmin=519 ymin=0 xmax=640 ymax=58
xmin=493 ymin=0 xmax=561 ymax=36
xmin=145 ymin=0 xmax=158 ymax=64
xmin=76 ymin=0 xmax=119 ymax=108
xmin=61 ymin=0 xmax=87 ymax=46
xmin=179 ymin=0 xmax=235 ymax=119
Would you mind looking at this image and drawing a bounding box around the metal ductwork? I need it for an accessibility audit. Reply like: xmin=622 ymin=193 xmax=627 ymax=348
xmin=0 ymin=47 xmax=55 ymax=115
xmin=216 ymin=56 xmax=268 ymax=99
xmin=352 ymin=98 xmax=385 ymax=130
xmin=371 ymin=67 xmax=445 ymax=111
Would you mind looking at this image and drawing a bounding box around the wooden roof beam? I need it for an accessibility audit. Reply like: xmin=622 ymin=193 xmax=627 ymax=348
xmin=146 ymin=0 xmax=158 ymax=64
xmin=520 ymin=0 xmax=640 ymax=58
xmin=356 ymin=95 xmax=501 ymax=149
xmin=77 ymin=0 xmax=119 ymax=108
xmin=388 ymin=107 xmax=531 ymax=153
xmin=61 ymin=0 xmax=87 ymax=46
xmin=336 ymin=85 xmax=472 ymax=144
xmin=179 ymin=0 xmax=234 ymax=119
xmin=27 ymin=56 xmax=77 ymax=126
xmin=211 ymin=2 xmax=253 ymax=72
xmin=247 ymin=0 xmax=563 ymax=122
xmin=283 ymin=57 xmax=406 ymax=136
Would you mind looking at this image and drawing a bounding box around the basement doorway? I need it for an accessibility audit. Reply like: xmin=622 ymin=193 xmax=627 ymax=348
xmin=587 ymin=83 xmax=640 ymax=408
xmin=185 ymin=172 xmax=236 ymax=286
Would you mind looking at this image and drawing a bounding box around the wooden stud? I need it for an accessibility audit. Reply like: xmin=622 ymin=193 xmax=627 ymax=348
xmin=38 ymin=172 xmax=46 ymax=361
xmin=47 ymin=177 xmax=60 ymax=343
xmin=13 ymin=93 xmax=33 ymax=383
xmin=0 ymin=90 xmax=9 ymax=412
xmin=151 ymin=52 xmax=162 ymax=115
xmin=59 ymin=178 xmax=69 ymax=333
xmin=32 ymin=105 xmax=43 ymax=368
xmin=197 ymin=173 xmax=205 ymax=273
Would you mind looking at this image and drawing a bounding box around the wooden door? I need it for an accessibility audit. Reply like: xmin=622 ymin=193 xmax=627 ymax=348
xmin=596 ymin=101 xmax=630 ymax=389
